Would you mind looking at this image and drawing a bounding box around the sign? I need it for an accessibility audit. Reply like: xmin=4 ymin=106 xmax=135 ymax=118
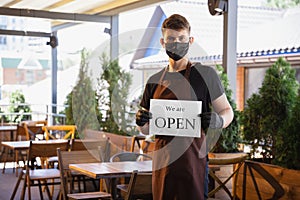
xmin=149 ymin=99 xmax=202 ymax=137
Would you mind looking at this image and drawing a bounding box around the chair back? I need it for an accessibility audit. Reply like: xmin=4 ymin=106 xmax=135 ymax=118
xmin=70 ymin=138 xmax=110 ymax=162
xmin=26 ymin=140 xmax=69 ymax=169
xmin=31 ymin=141 xmax=69 ymax=157
xmin=141 ymin=140 xmax=155 ymax=155
xmin=125 ymin=170 xmax=152 ymax=200
xmin=16 ymin=124 xmax=28 ymax=141
xmin=42 ymin=125 xmax=76 ymax=140
xmin=57 ymin=148 xmax=101 ymax=200
xmin=20 ymin=120 xmax=47 ymax=140
xmin=110 ymin=152 xmax=152 ymax=162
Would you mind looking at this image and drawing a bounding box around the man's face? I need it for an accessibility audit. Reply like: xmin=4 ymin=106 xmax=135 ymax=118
xmin=162 ymin=29 xmax=191 ymax=44
xmin=160 ymin=29 xmax=193 ymax=61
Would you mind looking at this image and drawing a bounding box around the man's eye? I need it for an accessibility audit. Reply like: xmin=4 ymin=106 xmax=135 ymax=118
xmin=179 ymin=36 xmax=188 ymax=42
xmin=167 ymin=37 xmax=175 ymax=42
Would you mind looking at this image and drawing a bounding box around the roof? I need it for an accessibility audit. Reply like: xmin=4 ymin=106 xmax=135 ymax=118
xmin=131 ymin=1 xmax=300 ymax=69
xmin=0 ymin=52 xmax=59 ymax=69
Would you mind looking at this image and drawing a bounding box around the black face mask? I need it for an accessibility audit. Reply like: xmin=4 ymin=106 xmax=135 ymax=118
xmin=165 ymin=42 xmax=189 ymax=61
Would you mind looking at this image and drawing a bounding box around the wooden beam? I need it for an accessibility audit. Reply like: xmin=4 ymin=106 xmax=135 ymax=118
xmin=3 ymin=0 xmax=22 ymax=7
xmin=43 ymin=0 xmax=75 ymax=11
xmin=84 ymin=0 xmax=166 ymax=15
xmin=0 ymin=29 xmax=51 ymax=37
xmin=0 ymin=7 xmax=110 ymax=23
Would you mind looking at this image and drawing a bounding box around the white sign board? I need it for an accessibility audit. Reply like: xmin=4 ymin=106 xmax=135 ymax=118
xmin=149 ymin=99 xmax=202 ymax=137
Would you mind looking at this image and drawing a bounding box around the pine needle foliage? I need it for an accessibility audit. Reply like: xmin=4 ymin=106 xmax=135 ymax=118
xmin=211 ymin=65 xmax=242 ymax=153
xmin=242 ymin=57 xmax=299 ymax=167
xmin=64 ymin=49 xmax=101 ymax=138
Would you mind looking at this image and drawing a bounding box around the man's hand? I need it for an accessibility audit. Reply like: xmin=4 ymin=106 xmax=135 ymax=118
xmin=199 ymin=112 xmax=223 ymax=130
xmin=136 ymin=109 xmax=152 ymax=127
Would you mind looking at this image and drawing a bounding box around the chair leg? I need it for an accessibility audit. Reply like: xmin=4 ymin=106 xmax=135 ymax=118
xmin=83 ymin=176 xmax=87 ymax=192
xmin=38 ymin=180 xmax=45 ymax=200
xmin=10 ymin=170 xmax=24 ymax=200
xmin=20 ymin=173 xmax=27 ymax=200
xmin=44 ymin=181 xmax=52 ymax=200
xmin=2 ymin=147 xmax=8 ymax=174
xmin=27 ymin=177 xmax=32 ymax=200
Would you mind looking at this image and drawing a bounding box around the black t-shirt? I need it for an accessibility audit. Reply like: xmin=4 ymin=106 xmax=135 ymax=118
xmin=140 ymin=62 xmax=224 ymax=113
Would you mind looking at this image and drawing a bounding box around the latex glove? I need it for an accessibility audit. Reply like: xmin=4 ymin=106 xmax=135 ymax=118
xmin=136 ymin=109 xmax=152 ymax=127
xmin=199 ymin=112 xmax=223 ymax=130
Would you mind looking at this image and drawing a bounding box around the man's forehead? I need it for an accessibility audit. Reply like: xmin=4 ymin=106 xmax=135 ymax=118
xmin=163 ymin=29 xmax=189 ymax=36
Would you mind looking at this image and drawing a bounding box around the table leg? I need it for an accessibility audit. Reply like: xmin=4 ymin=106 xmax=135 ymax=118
xmin=10 ymin=130 xmax=14 ymax=141
xmin=110 ymin=178 xmax=117 ymax=200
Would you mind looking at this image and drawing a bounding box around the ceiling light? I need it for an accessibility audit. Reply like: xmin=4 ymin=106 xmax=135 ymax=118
xmin=208 ymin=0 xmax=228 ymax=16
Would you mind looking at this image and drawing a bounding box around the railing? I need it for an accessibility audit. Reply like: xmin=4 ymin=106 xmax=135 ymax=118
xmin=0 ymin=103 xmax=67 ymax=125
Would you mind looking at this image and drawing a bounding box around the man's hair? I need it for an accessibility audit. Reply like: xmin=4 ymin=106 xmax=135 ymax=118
xmin=161 ymin=14 xmax=191 ymax=34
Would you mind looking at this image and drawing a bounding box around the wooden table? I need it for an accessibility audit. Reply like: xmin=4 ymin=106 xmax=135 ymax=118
xmin=1 ymin=141 xmax=30 ymax=175
xmin=1 ymin=140 xmax=68 ymax=176
xmin=69 ymin=160 xmax=152 ymax=199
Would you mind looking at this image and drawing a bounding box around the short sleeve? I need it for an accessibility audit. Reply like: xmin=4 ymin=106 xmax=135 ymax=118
xmin=208 ymin=67 xmax=224 ymax=101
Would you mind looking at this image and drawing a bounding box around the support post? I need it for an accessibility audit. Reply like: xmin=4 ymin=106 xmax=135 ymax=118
xmin=223 ymin=0 xmax=237 ymax=101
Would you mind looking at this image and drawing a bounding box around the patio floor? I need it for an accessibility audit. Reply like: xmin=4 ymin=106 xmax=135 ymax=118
xmin=0 ymin=162 xmax=232 ymax=200
xmin=0 ymin=162 xmax=61 ymax=200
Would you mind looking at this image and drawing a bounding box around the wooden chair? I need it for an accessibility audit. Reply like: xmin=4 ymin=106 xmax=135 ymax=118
xmin=109 ymin=151 xmax=152 ymax=198
xmin=42 ymin=125 xmax=76 ymax=140
xmin=2 ymin=120 xmax=47 ymax=176
xmin=140 ymin=140 xmax=155 ymax=156
xmin=70 ymin=139 xmax=111 ymax=162
xmin=42 ymin=125 xmax=76 ymax=170
xmin=57 ymin=148 xmax=111 ymax=200
xmin=21 ymin=120 xmax=48 ymax=140
xmin=116 ymin=170 xmax=152 ymax=200
xmin=10 ymin=140 xmax=69 ymax=200
xmin=69 ymin=138 xmax=111 ymax=192
xmin=2 ymin=124 xmax=27 ymax=176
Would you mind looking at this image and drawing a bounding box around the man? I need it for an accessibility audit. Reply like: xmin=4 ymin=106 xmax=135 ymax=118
xmin=136 ymin=14 xmax=233 ymax=200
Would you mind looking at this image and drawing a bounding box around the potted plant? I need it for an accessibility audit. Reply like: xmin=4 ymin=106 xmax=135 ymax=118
xmin=237 ymin=57 xmax=300 ymax=199
xmin=210 ymin=65 xmax=243 ymax=153
xmin=207 ymin=65 xmax=245 ymax=199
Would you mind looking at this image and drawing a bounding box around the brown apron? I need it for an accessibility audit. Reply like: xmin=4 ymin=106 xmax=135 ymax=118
xmin=152 ymin=62 xmax=206 ymax=200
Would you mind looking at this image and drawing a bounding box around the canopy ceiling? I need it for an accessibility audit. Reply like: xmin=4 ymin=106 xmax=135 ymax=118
xmin=0 ymin=0 xmax=169 ymax=30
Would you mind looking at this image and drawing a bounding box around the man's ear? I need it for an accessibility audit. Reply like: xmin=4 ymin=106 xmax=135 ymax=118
xmin=160 ymin=38 xmax=165 ymax=47
xmin=189 ymin=36 xmax=194 ymax=44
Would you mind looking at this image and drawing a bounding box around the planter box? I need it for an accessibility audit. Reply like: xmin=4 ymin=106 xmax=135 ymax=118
xmin=236 ymin=160 xmax=300 ymax=200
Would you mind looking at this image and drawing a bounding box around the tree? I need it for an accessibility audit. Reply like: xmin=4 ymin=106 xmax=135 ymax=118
xmin=8 ymin=90 xmax=31 ymax=123
xmin=64 ymin=48 xmax=101 ymax=138
xmin=0 ymin=107 xmax=8 ymax=123
xmin=276 ymin=93 xmax=300 ymax=169
xmin=211 ymin=65 xmax=242 ymax=153
xmin=242 ymin=57 xmax=299 ymax=165
xmin=266 ymin=0 xmax=300 ymax=8
xmin=96 ymin=53 xmax=132 ymax=135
